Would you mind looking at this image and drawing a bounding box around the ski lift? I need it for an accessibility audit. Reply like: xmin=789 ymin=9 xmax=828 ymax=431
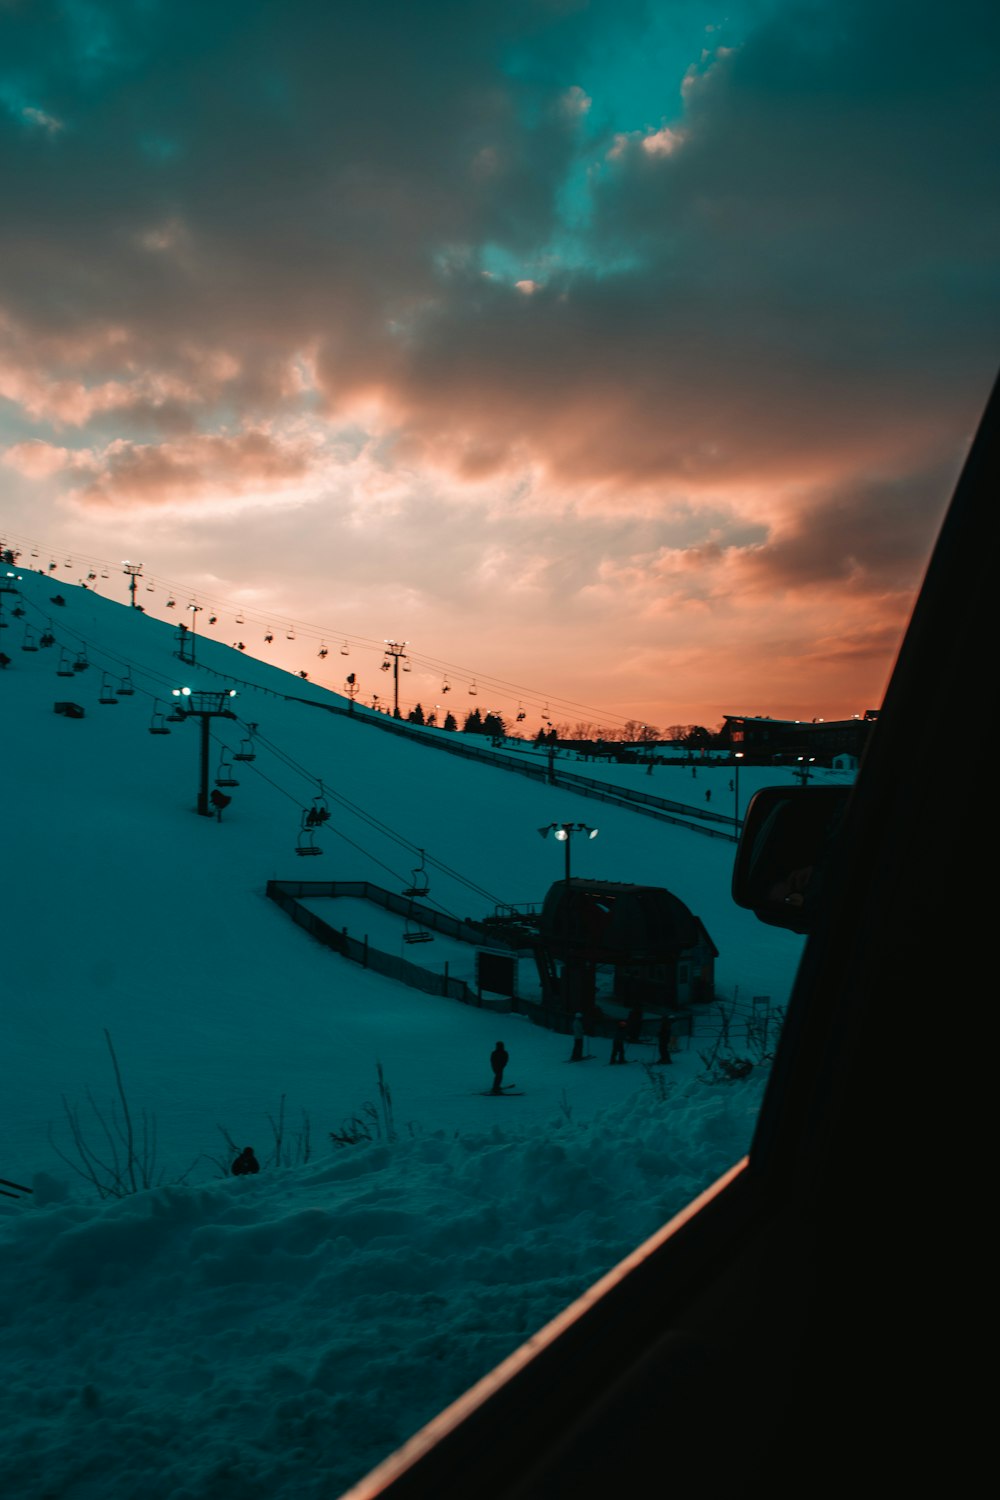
xmin=295 ymin=812 xmax=322 ymax=857
xmin=381 ymin=658 xmax=391 ymax=672
xmin=516 ymin=702 xmax=526 ymax=722
xmin=215 ymin=752 xmax=239 ymax=788
xmin=101 ymin=567 xmax=109 ymax=579
xmin=402 ymin=849 xmax=430 ymax=899
xmin=264 ymin=632 xmax=273 ymax=644
xmin=146 ymin=582 xmax=155 ymax=592
xmin=235 ymin=611 xmax=245 ymax=625
xmin=64 ymin=557 xmax=72 ymax=569
xmin=21 ymin=627 xmax=38 ymax=652
xmin=403 ymin=901 xmax=433 ymax=944
xmin=209 ymin=615 xmax=217 ymax=625
xmin=468 ymin=679 xmax=478 ymax=696
xmin=87 ymin=571 xmax=97 ymax=582
xmin=166 ymin=702 xmax=187 ymax=722
xmin=304 ymin=782 xmax=330 ymax=828
xmin=48 ymin=560 xmax=58 ymax=571
xmin=56 ymin=650 xmax=75 ymax=678
xmin=286 ymin=627 xmax=296 ymax=641
xmin=39 ymin=630 xmax=55 ymax=648
xmin=98 ymin=673 xmax=119 ymax=704
xmin=233 ymin=734 xmax=256 ymax=762
xmin=402 ymin=659 xmax=411 ymax=672
xmin=340 ymin=640 xmax=350 ymax=655
xmin=31 ymin=547 xmax=39 ymax=557
xmin=148 ymin=703 xmax=171 ymax=735
xmin=166 ymin=598 xmax=176 ymax=608
xmin=441 ymin=675 xmax=451 ymax=693
xmin=116 ymin=670 xmax=135 ymax=696
xmin=318 ymin=644 xmax=328 ymax=658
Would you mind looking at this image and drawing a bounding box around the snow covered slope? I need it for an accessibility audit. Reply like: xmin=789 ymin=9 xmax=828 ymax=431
xmin=1 ymin=564 xmax=809 ymax=1498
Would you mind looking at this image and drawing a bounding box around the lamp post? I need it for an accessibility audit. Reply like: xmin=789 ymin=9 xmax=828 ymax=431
xmin=538 ymin=822 xmax=599 ymax=884
xmin=733 ymin=751 xmax=744 ymax=836
xmin=172 ymin=687 xmax=238 ymax=815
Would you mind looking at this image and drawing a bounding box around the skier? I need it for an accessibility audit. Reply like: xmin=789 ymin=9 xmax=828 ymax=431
xmin=570 ymin=1012 xmax=585 ymax=1061
xmin=610 ymin=1021 xmax=627 ymax=1065
xmin=490 ymin=1041 xmax=509 ymax=1094
xmin=231 ymin=1146 xmax=260 ymax=1176
xmin=658 ymin=1014 xmax=674 ymax=1065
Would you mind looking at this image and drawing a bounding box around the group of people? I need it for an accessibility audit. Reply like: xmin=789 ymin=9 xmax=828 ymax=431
xmin=493 ymin=1010 xmax=676 ymax=1091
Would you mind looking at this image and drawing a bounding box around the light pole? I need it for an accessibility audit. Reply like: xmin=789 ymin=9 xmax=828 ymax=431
xmin=733 ymin=751 xmax=744 ymax=836
xmin=538 ymin=822 xmax=599 ymax=884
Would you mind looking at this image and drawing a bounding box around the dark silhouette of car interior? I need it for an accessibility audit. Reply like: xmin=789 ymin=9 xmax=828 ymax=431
xmin=344 ymin=374 xmax=996 ymax=1499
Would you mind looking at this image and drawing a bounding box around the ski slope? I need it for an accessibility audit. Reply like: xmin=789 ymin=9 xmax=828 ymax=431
xmin=1 ymin=564 xmax=819 ymax=1497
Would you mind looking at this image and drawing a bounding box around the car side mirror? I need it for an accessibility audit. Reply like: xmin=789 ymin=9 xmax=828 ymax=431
xmin=732 ymin=785 xmax=851 ymax=934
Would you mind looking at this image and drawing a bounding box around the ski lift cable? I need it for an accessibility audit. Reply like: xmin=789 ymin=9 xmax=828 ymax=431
xmin=240 ymin=721 xmax=505 ymax=909
xmin=6 ymin=531 xmax=642 ymax=728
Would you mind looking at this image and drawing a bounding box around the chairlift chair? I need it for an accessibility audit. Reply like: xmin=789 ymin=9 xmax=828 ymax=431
xmin=403 ymin=904 xmax=433 ymax=944
xmin=287 ymin=627 xmax=296 ymax=640
xmin=295 ymin=814 xmax=323 ymax=857
xmin=22 ymin=627 xmax=38 ymax=652
xmin=469 ymin=679 xmax=478 ymax=695
xmin=402 ymin=849 xmax=431 ymax=899
xmin=233 ymin=736 xmax=256 ymax=762
xmin=215 ymin=753 xmax=239 ymax=788
xmin=98 ymin=673 xmax=119 ymax=704
xmin=56 ymin=650 xmax=75 ymax=678
xmin=340 ymin=640 xmax=350 ymax=655
xmin=307 ymin=782 xmax=330 ymax=825
xmin=166 ymin=705 xmax=187 ymax=722
xmin=100 ymin=567 xmax=109 ymax=578
xmin=318 ymin=644 xmax=329 ymax=658
xmin=116 ymin=671 xmax=135 ymax=696
xmin=236 ymin=612 xmax=245 ymax=625
xmin=166 ymin=598 xmax=176 ymax=608
xmin=148 ymin=704 xmax=171 ymax=735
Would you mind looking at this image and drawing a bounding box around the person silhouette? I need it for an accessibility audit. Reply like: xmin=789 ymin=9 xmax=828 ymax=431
xmin=490 ymin=1042 xmax=509 ymax=1093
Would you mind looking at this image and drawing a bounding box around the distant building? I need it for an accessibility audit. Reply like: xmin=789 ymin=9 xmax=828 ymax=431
xmin=719 ymin=712 xmax=878 ymax=766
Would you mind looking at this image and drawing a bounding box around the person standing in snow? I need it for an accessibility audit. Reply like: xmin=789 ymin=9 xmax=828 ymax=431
xmin=570 ymin=1013 xmax=585 ymax=1061
xmin=490 ymin=1041 xmax=510 ymax=1093
xmin=231 ymin=1146 xmax=260 ymax=1176
xmin=610 ymin=1021 xmax=627 ymax=1065
xmin=658 ymin=1014 xmax=674 ymax=1065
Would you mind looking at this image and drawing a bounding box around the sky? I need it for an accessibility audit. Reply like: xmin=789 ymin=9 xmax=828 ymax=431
xmin=1 ymin=0 xmax=998 ymax=733
xmin=1 ymin=567 xmax=808 ymax=1497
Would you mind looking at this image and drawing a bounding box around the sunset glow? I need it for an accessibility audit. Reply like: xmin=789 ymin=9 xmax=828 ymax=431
xmin=2 ymin=0 xmax=997 ymax=732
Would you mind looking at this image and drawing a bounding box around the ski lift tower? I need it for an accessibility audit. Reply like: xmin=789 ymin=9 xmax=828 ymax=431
xmin=382 ymin=639 xmax=409 ymax=718
xmin=122 ymin=560 xmax=143 ymax=608
xmin=171 ymin=687 xmax=239 ymax=816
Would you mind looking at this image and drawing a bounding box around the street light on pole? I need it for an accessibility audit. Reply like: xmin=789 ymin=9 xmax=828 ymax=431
xmin=538 ymin=822 xmax=599 ymax=884
xmin=733 ymin=751 xmax=744 ymax=836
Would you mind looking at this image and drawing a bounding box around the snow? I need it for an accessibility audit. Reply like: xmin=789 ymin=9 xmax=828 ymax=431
xmin=0 ymin=567 xmax=824 ymax=1497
